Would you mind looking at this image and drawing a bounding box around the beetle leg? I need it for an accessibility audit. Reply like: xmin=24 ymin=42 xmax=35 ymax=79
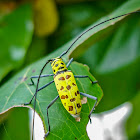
xmin=29 ymin=74 xmax=54 ymax=85
xmin=79 ymin=92 xmax=98 ymax=123
xmin=74 ymin=75 xmax=98 ymax=84
xmin=44 ymin=95 xmax=59 ymax=138
xmin=24 ymin=80 xmax=54 ymax=105
xmin=37 ymin=80 xmax=54 ymax=92
xmin=66 ymin=58 xmax=73 ymax=68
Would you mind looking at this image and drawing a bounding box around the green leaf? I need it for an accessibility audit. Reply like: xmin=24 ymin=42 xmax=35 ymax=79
xmin=70 ymin=0 xmax=140 ymax=58
xmin=0 ymin=108 xmax=30 ymax=140
xmin=96 ymin=15 xmax=140 ymax=74
xmin=125 ymin=91 xmax=140 ymax=140
xmin=0 ymin=4 xmax=34 ymax=81
xmin=77 ymin=14 xmax=140 ymax=112
xmin=0 ymin=0 xmax=140 ymax=139
xmin=0 ymin=59 xmax=103 ymax=139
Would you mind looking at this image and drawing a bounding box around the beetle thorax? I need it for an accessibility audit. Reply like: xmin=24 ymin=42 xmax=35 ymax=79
xmin=51 ymin=58 xmax=67 ymax=74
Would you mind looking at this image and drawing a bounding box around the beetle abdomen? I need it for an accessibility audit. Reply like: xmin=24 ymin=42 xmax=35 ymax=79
xmin=54 ymin=71 xmax=82 ymax=116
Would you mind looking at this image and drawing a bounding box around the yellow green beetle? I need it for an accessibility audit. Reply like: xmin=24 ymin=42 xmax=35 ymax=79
xmin=26 ymin=56 xmax=98 ymax=138
xmin=24 ymin=11 xmax=139 ymax=139
xmin=52 ymin=58 xmax=82 ymax=119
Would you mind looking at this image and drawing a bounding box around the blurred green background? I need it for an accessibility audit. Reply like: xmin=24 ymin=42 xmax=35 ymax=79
xmin=0 ymin=0 xmax=140 ymax=139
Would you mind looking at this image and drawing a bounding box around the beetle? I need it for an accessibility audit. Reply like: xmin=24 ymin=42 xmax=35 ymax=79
xmin=24 ymin=11 xmax=139 ymax=139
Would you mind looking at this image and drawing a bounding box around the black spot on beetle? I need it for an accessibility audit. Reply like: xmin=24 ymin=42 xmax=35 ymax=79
xmin=69 ymin=106 xmax=73 ymax=111
xmin=61 ymin=95 xmax=65 ymax=99
xmin=77 ymin=103 xmax=81 ymax=108
xmin=55 ymin=64 xmax=58 ymax=67
xmin=66 ymin=75 xmax=71 ymax=79
xmin=60 ymin=86 xmax=64 ymax=90
xmin=70 ymin=98 xmax=76 ymax=102
xmin=66 ymin=95 xmax=68 ymax=99
xmin=59 ymin=77 xmax=65 ymax=80
xmin=72 ymin=83 xmax=76 ymax=86
xmin=58 ymin=66 xmax=64 ymax=70
xmin=66 ymin=85 xmax=71 ymax=90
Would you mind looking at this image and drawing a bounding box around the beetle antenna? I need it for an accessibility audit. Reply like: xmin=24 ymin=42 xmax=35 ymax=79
xmin=59 ymin=10 xmax=140 ymax=58
xmin=32 ymin=59 xmax=52 ymax=140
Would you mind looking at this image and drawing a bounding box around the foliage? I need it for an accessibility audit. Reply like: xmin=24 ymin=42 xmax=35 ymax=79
xmin=0 ymin=4 xmax=33 ymax=81
xmin=0 ymin=0 xmax=140 ymax=140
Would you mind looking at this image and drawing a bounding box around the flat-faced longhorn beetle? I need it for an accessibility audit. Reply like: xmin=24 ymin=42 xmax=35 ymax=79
xmin=24 ymin=11 xmax=140 ymax=139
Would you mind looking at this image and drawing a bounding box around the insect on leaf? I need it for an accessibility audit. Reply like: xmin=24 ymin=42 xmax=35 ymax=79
xmin=0 ymin=0 xmax=140 ymax=139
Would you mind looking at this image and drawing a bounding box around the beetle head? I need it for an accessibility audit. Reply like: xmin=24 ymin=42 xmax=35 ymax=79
xmin=50 ymin=58 xmax=67 ymax=75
